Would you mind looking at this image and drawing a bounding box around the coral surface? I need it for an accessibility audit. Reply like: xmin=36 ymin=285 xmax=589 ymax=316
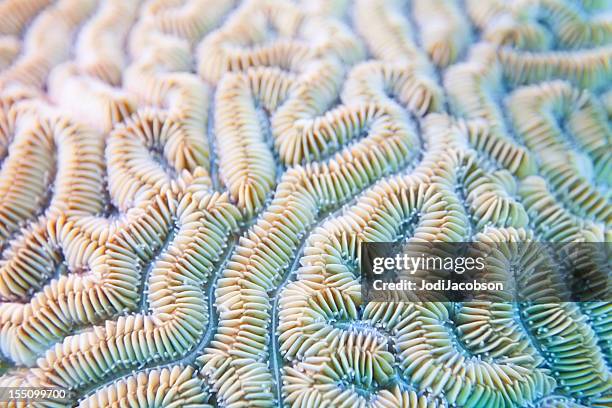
xmin=0 ymin=0 xmax=610 ymax=407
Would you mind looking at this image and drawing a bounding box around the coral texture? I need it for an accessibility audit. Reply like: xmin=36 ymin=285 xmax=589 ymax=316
xmin=0 ymin=0 xmax=610 ymax=407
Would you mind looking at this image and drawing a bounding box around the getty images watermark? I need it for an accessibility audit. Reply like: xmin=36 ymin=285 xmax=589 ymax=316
xmin=361 ymin=241 xmax=611 ymax=303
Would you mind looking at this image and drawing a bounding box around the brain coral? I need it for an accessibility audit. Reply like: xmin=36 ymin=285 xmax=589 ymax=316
xmin=0 ymin=0 xmax=610 ymax=407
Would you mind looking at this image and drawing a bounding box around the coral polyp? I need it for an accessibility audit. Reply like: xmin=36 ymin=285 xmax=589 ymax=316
xmin=0 ymin=0 xmax=610 ymax=407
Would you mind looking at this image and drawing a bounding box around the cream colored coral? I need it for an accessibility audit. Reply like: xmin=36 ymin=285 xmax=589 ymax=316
xmin=0 ymin=1 xmax=609 ymax=407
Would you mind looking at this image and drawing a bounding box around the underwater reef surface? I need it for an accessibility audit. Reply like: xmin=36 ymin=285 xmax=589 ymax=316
xmin=0 ymin=0 xmax=610 ymax=406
